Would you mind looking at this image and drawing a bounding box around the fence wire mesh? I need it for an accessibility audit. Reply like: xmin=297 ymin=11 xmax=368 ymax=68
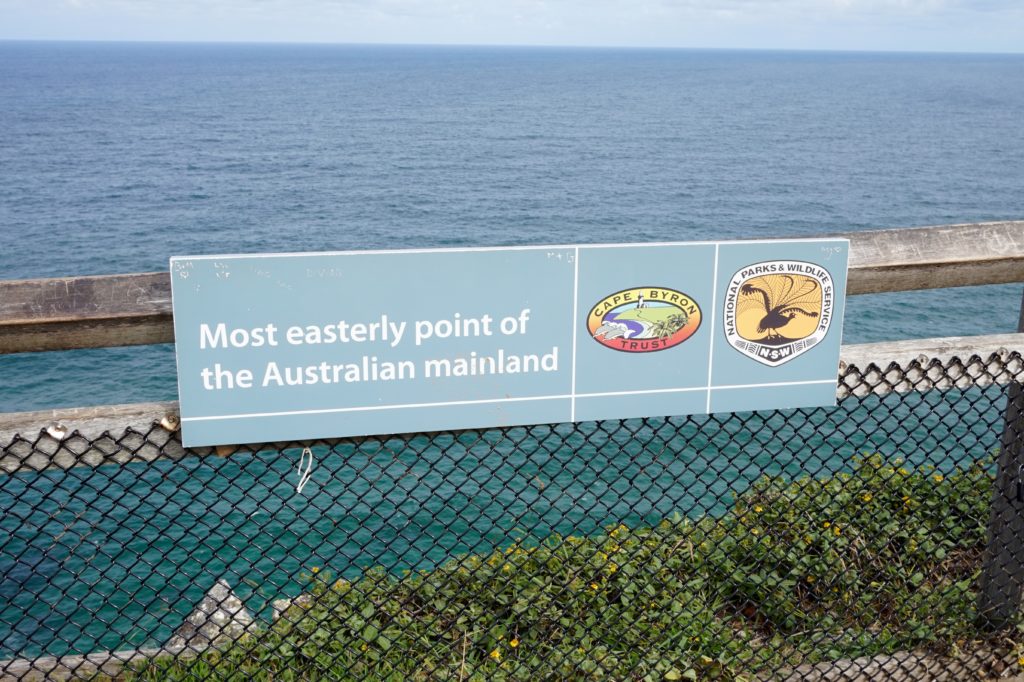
xmin=1 ymin=351 xmax=1023 ymax=681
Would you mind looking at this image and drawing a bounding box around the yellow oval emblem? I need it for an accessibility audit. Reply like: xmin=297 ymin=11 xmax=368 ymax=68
xmin=588 ymin=286 xmax=702 ymax=353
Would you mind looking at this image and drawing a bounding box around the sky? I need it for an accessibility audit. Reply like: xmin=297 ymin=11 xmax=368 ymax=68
xmin=0 ymin=0 xmax=1022 ymax=53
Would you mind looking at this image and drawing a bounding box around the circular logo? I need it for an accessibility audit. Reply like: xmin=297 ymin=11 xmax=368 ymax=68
xmin=588 ymin=286 xmax=702 ymax=353
xmin=723 ymin=261 xmax=835 ymax=366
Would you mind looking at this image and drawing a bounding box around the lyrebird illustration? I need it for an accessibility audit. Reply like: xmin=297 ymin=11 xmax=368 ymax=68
xmin=739 ymin=275 xmax=820 ymax=341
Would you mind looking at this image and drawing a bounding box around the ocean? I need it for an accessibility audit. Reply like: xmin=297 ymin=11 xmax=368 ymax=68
xmin=0 ymin=42 xmax=1022 ymax=658
xmin=2 ymin=42 xmax=1024 ymax=412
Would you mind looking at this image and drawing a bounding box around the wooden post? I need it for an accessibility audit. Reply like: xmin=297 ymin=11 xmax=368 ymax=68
xmin=978 ymin=288 xmax=1024 ymax=629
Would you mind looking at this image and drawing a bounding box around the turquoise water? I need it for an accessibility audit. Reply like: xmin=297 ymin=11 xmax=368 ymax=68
xmin=0 ymin=43 xmax=1022 ymax=658
xmin=0 ymin=387 xmax=1007 ymax=657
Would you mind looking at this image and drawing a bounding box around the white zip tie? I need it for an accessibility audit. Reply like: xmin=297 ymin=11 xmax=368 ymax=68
xmin=296 ymin=447 xmax=314 ymax=494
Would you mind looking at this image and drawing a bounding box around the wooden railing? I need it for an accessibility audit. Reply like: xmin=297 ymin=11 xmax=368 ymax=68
xmin=1 ymin=220 xmax=1023 ymax=355
xmin=0 ymin=220 xmax=1021 ymax=437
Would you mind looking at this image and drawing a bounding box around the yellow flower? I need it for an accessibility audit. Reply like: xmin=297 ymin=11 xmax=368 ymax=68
xmin=898 ymin=467 xmax=909 ymax=475
xmin=490 ymin=649 xmax=501 ymax=661
xmin=833 ymin=526 xmax=842 ymax=536
xmin=510 ymin=638 xmax=519 ymax=648
xmin=608 ymin=563 xmax=618 ymax=573
xmin=311 ymin=566 xmax=320 ymax=574
xmin=754 ymin=505 xmax=763 ymax=513
xmin=823 ymin=522 xmax=831 ymax=528
xmin=933 ymin=474 xmax=944 ymax=482
xmin=861 ymin=493 xmax=872 ymax=502
xmin=806 ymin=575 xmax=815 ymax=583
xmin=590 ymin=583 xmax=600 ymax=590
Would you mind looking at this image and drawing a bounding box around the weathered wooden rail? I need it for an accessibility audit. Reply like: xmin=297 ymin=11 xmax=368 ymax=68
xmin=1 ymin=220 xmax=1023 ymax=354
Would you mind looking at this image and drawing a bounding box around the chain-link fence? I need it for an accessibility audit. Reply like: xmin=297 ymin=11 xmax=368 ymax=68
xmin=1 ymin=349 xmax=1023 ymax=681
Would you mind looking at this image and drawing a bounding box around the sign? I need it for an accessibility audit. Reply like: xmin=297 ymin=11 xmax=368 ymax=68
xmin=170 ymin=239 xmax=848 ymax=446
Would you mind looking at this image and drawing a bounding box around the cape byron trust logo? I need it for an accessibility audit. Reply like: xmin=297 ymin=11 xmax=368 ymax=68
xmin=589 ymin=287 xmax=702 ymax=353
xmin=723 ymin=261 xmax=835 ymax=366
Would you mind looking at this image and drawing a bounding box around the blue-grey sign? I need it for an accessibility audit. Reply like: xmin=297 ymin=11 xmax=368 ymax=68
xmin=171 ymin=239 xmax=849 ymax=446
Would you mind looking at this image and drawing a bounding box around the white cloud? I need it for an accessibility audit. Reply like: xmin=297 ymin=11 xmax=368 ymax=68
xmin=1 ymin=0 xmax=1022 ymax=50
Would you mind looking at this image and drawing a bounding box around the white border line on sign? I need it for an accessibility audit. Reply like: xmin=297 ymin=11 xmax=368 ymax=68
xmin=182 ymin=394 xmax=574 ymax=422
xmin=180 ymin=380 xmax=832 ymax=423
xmin=705 ymin=243 xmax=720 ymax=412
xmin=570 ymin=246 xmax=580 ymax=422
xmin=710 ymin=379 xmax=837 ymax=391
xmin=170 ymin=238 xmax=848 ymax=262
xmin=578 ymin=386 xmax=706 ymax=399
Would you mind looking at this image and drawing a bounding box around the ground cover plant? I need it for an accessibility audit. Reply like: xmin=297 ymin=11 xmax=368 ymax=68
xmin=126 ymin=455 xmax=1013 ymax=681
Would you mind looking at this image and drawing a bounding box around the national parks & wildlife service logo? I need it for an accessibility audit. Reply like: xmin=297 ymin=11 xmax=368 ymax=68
xmin=723 ymin=261 xmax=836 ymax=366
xmin=589 ymin=286 xmax=702 ymax=353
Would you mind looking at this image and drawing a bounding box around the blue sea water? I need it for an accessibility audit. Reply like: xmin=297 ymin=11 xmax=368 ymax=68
xmin=2 ymin=42 xmax=1024 ymax=412
xmin=1 ymin=42 xmax=1023 ymax=658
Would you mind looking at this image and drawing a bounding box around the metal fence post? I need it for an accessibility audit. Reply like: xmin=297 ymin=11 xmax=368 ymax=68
xmin=979 ymin=288 xmax=1024 ymax=629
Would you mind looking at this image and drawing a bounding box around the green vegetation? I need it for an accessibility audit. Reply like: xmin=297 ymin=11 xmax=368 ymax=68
xmin=126 ymin=456 xmax=1013 ymax=681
